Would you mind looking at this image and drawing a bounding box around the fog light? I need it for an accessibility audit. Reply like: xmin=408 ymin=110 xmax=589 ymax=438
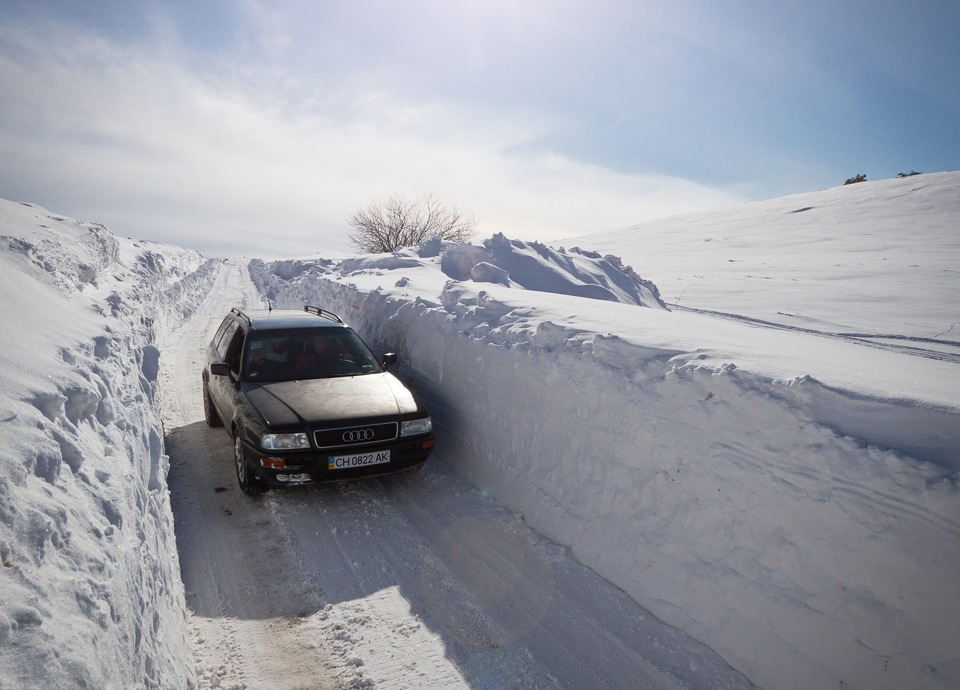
xmin=260 ymin=456 xmax=286 ymax=469
xmin=422 ymin=439 xmax=435 ymax=450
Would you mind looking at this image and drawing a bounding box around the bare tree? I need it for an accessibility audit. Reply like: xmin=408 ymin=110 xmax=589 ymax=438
xmin=347 ymin=194 xmax=476 ymax=253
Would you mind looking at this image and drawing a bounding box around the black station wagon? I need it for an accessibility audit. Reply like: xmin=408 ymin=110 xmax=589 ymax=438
xmin=202 ymin=305 xmax=435 ymax=495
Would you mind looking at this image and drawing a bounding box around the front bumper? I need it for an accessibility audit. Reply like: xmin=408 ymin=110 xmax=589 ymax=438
xmin=239 ymin=435 xmax=435 ymax=486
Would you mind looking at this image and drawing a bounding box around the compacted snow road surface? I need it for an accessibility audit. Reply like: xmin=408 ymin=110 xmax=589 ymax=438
xmin=160 ymin=263 xmax=756 ymax=689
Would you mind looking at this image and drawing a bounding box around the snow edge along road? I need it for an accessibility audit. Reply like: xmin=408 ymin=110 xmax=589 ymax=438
xmin=249 ymin=257 xmax=960 ymax=690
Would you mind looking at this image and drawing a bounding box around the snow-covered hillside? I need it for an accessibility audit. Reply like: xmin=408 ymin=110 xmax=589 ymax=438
xmin=1 ymin=172 xmax=958 ymax=690
xmin=0 ymin=199 xmax=218 ymax=689
xmin=580 ymin=171 xmax=960 ymax=340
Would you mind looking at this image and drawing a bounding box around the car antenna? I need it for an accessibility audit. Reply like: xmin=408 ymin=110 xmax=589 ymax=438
xmin=268 ymin=300 xmax=272 ymax=313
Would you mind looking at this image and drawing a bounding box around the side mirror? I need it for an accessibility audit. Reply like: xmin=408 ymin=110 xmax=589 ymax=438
xmin=382 ymin=353 xmax=398 ymax=368
xmin=210 ymin=362 xmax=231 ymax=377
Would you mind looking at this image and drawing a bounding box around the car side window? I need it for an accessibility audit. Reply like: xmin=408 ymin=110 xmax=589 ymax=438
xmin=224 ymin=326 xmax=245 ymax=375
xmin=216 ymin=321 xmax=240 ymax=361
xmin=212 ymin=317 xmax=232 ymax=349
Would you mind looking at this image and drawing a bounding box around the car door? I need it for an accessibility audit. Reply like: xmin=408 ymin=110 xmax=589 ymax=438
xmin=209 ymin=320 xmax=245 ymax=426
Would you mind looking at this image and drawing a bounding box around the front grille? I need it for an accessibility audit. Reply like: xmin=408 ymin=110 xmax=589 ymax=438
xmin=314 ymin=422 xmax=398 ymax=449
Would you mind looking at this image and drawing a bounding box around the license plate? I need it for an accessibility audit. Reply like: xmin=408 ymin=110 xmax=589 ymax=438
xmin=328 ymin=449 xmax=391 ymax=470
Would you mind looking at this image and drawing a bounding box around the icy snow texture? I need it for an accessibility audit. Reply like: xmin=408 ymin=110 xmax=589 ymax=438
xmin=250 ymin=174 xmax=960 ymax=690
xmin=0 ymin=200 xmax=217 ymax=689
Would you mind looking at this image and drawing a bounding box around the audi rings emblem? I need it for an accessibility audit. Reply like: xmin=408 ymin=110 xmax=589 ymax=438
xmin=342 ymin=428 xmax=375 ymax=443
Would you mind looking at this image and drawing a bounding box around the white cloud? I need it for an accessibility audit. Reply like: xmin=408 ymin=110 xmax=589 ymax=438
xmin=0 ymin=17 xmax=741 ymax=259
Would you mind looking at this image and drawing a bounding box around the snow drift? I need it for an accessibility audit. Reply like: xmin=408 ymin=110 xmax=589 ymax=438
xmin=0 ymin=199 xmax=217 ymax=689
xmin=249 ymin=174 xmax=960 ymax=690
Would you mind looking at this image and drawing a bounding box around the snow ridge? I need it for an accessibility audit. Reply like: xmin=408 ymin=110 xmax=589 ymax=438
xmin=249 ymin=232 xmax=960 ymax=690
xmin=0 ymin=199 xmax=217 ymax=689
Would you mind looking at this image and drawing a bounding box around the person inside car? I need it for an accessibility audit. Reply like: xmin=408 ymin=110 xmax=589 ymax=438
xmin=295 ymin=341 xmax=318 ymax=372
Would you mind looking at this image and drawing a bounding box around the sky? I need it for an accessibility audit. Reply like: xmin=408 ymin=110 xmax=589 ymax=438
xmin=1 ymin=0 xmax=958 ymax=259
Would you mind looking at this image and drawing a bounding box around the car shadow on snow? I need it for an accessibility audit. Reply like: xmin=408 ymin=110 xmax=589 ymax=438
xmin=166 ymin=418 xmax=756 ymax=689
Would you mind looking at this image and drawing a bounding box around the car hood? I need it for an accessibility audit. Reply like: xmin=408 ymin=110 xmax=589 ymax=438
xmin=242 ymin=372 xmax=421 ymax=428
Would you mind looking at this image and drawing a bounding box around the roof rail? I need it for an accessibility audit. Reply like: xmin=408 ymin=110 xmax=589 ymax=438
xmin=303 ymin=305 xmax=344 ymax=323
xmin=230 ymin=306 xmax=252 ymax=326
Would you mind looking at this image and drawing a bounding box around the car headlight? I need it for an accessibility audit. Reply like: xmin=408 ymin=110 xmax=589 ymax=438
xmin=261 ymin=432 xmax=310 ymax=450
xmin=400 ymin=417 xmax=432 ymax=437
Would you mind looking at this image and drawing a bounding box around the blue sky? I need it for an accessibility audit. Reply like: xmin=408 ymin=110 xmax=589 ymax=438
xmin=1 ymin=0 xmax=957 ymax=258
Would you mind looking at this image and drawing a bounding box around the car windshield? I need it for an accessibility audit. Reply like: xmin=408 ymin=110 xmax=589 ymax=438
xmin=242 ymin=328 xmax=383 ymax=383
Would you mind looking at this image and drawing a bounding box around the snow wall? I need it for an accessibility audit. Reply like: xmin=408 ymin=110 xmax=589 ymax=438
xmin=0 ymin=201 xmax=218 ymax=689
xmin=250 ymin=253 xmax=960 ymax=690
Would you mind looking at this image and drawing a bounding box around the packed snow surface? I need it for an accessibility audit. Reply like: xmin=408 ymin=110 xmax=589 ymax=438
xmin=1 ymin=171 xmax=959 ymax=690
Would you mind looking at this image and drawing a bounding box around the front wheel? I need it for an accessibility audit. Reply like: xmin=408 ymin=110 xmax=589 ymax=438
xmin=234 ymin=434 xmax=268 ymax=496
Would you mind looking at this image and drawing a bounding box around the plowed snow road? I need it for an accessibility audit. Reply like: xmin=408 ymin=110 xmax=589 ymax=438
xmin=160 ymin=262 xmax=756 ymax=689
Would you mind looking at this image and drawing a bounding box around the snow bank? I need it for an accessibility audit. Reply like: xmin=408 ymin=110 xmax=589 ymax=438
xmin=0 ymin=200 xmax=217 ymax=689
xmin=250 ymin=228 xmax=960 ymax=690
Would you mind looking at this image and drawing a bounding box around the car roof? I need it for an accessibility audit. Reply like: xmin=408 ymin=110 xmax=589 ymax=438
xmin=232 ymin=307 xmax=350 ymax=332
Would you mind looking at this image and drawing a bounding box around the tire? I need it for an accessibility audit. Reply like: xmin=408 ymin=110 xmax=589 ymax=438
xmin=203 ymin=382 xmax=223 ymax=428
xmin=234 ymin=434 xmax=268 ymax=496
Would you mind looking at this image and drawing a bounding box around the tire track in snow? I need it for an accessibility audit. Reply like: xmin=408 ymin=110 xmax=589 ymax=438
xmin=669 ymin=303 xmax=960 ymax=364
xmin=162 ymin=263 xmax=339 ymax=690
xmin=269 ymin=462 xmax=757 ymax=689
